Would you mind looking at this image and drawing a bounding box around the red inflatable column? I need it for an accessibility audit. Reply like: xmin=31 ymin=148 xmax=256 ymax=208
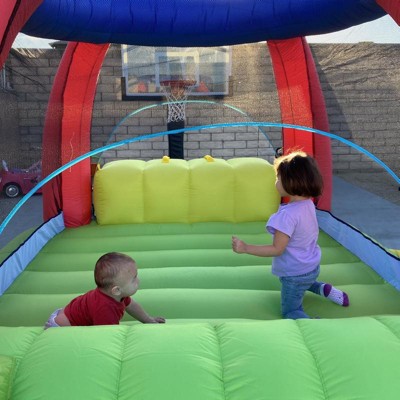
xmin=0 ymin=0 xmax=43 ymax=68
xmin=267 ymin=39 xmax=314 ymax=155
xmin=376 ymin=0 xmax=400 ymax=24
xmin=61 ymin=42 xmax=110 ymax=227
xmin=267 ymin=38 xmax=332 ymax=210
xmin=42 ymin=42 xmax=110 ymax=227
xmin=42 ymin=44 xmax=79 ymax=221
xmin=303 ymin=39 xmax=332 ymax=211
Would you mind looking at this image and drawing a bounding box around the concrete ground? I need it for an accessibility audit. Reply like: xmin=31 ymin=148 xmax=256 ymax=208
xmin=0 ymin=172 xmax=399 ymax=250
xmin=0 ymin=194 xmax=43 ymax=249
xmin=335 ymin=171 xmax=400 ymax=207
xmin=331 ymin=175 xmax=399 ymax=249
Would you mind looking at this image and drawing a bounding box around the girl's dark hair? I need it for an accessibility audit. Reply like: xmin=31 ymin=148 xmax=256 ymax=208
xmin=274 ymin=151 xmax=323 ymax=197
xmin=94 ymin=252 xmax=135 ymax=289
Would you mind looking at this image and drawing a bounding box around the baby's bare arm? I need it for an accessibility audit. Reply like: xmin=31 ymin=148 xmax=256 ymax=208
xmin=125 ymin=299 xmax=165 ymax=323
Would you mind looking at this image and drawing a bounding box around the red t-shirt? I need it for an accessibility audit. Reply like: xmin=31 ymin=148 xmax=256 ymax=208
xmin=64 ymin=288 xmax=132 ymax=326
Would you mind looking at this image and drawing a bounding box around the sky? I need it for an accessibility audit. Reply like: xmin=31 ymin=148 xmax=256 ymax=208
xmin=12 ymin=15 xmax=400 ymax=48
xmin=307 ymin=15 xmax=400 ymax=43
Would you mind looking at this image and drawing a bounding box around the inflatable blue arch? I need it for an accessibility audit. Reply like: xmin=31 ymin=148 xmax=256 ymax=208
xmin=0 ymin=1 xmax=400 ymax=399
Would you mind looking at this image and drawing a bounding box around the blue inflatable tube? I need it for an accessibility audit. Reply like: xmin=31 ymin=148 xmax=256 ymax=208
xmin=21 ymin=0 xmax=386 ymax=46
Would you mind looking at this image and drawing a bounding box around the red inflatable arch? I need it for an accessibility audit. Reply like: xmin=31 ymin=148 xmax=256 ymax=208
xmin=0 ymin=1 xmax=43 ymax=68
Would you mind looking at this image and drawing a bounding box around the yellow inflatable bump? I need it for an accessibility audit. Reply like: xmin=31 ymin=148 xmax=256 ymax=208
xmin=93 ymin=160 xmax=146 ymax=225
xmin=389 ymin=249 xmax=400 ymax=258
xmin=144 ymin=159 xmax=189 ymax=223
xmin=189 ymin=158 xmax=234 ymax=222
xmin=228 ymin=158 xmax=280 ymax=222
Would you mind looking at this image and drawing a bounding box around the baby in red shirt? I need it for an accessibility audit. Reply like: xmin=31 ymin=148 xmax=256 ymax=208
xmin=45 ymin=252 xmax=165 ymax=328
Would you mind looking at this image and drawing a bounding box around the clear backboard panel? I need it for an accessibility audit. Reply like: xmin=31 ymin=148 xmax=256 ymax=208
xmin=122 ymin=46 xmax=232 ymax=97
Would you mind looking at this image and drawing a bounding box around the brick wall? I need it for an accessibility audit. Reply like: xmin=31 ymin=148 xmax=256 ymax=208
xmin=1 ymin=43 xmax=399 ymax=175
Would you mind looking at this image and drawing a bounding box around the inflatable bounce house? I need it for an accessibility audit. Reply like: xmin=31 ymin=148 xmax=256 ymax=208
xmin=1 ymin=1 xmax=400 ymax=399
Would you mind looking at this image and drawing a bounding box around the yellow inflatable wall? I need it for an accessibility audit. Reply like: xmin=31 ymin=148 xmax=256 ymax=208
xmin=93 ymin=157 xmax=280 ymax=225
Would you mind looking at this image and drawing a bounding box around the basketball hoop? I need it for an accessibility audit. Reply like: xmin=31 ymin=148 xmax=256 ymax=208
xmin=160 ymin=79 xmax=196 ymax=123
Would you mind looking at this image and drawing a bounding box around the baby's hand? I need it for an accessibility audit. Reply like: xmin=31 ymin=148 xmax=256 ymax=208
xmin=146 ymin=316 xmax=166 ymax=324
xmin=232 ymin=236 xmax=247 ymax=254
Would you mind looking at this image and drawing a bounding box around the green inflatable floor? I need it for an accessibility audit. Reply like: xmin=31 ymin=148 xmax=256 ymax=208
xmin=2 ymin=158 xmax=400 ymax=399
xmin=2 ymin=317 xmax=400 ymax=400
xmin=1 ymin=220 xmax=400 ymax=399
xmin=1 ymin=221 xmax=399 ymax=327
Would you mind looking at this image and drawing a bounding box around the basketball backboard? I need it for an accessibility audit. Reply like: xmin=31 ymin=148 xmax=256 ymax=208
xmin=122 ymin=46 xmax=232 ymax=98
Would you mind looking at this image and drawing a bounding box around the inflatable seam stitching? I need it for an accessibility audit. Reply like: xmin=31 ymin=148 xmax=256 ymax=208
xmin=373 ymin=316 xmax=400 ymax=341
xmin=296 ymin=323 xmax=329 ymax=399
xmin=214 ymin=326 xmax=228 ymax=400
xmin=114 ymin=325 xmax=130 ymax=399
xmin=9 ymin=330 xmax=43 ymax=397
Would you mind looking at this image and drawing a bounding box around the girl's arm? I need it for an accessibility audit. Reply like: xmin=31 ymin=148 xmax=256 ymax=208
xmin=232 ymin=230 xmax=289 ymax=257
xmin=125 ymin=299 xmax=165 ymax=323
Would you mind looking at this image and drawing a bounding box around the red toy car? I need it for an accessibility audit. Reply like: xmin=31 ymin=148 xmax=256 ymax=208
xmin=0 ymin=160 xmax=42 ymax=198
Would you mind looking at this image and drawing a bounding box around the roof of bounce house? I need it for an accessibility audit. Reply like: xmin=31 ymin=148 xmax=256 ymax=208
xmin=21 ymin=0 xmax=387 ymax=46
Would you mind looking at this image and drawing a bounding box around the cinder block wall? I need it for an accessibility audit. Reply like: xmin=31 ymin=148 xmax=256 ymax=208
xmin=311 ymin=43 xmax=400 ymax=173
xmin=0 ymin=91 xmax=20 ymax=164
xmin=0 ymin=48 xmax=63 ymax=166
xmin=1 ymin=43 xmax=399 ymax=175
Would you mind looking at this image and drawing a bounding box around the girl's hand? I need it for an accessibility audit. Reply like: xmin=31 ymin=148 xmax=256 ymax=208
xmin=146 ymin=316 xmax=166 ymax=324
xmin=232 ymin=236 xmax=247 ymax=254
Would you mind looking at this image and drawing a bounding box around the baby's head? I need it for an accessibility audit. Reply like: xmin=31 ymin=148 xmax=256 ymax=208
xmin=94 ymin=252 xmax=139 ymax=298
xmin=274 ymin=151 xmax=323 ymax=197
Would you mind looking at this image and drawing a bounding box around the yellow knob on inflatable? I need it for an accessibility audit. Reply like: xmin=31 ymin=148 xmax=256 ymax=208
xmin=204 ymin=155 xmax=214 ymax=162
xmin=390 ymin=249 xmax=400 ymax=257
xmin=162 ymin=156 xmax=170 ymax=163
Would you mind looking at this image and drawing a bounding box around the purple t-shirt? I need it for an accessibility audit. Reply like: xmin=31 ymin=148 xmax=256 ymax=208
xmin=266 ymin=199 xmax=321 ymax=277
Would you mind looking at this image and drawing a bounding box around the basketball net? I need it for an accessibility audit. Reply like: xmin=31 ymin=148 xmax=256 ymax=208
xmin=160 ymin=80 xmax=196 ymax=123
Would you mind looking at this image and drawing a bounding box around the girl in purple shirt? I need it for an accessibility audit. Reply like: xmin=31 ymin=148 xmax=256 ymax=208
xmin=232 ymin=151 xmax=349 ymax=319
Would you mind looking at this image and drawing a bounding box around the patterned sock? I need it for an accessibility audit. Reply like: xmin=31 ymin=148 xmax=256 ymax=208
xmin=320 ymin=284 xmax=349 ymax=307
